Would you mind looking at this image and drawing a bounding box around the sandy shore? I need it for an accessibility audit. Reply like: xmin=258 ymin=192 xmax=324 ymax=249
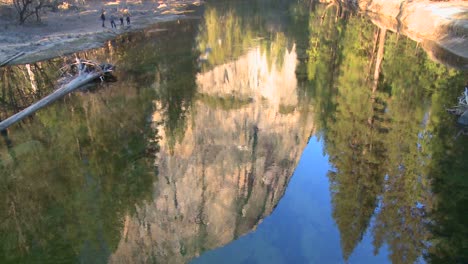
xmin=0 ymin=0 xmax=202 ymax=65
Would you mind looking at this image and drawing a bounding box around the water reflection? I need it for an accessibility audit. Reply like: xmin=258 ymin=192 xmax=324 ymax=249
xmin=196 ymin=1 xmax=467 ymax=263
xmin=305 ymin=4 xmax=467 ymax=263
xmin=109 ymin=15 xmax=314 ymax=264
xmin=0 ymin=0 xmax=467 ymax=263
xmin=0 ymin=20 xmax=199 ymax=263
xmin=0 ymin=3 xmax=314 ymax=263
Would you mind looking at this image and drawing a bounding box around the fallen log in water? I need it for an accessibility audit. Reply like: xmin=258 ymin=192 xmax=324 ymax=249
xmin=0 ymin=52 xmax=25 ymax=67
xmin=0 ymin=59 xmax=114 ymax=131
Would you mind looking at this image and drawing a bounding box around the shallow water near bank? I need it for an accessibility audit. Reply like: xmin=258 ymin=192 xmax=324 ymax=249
xmin=0 ymin=1 xmax=467 ymax=263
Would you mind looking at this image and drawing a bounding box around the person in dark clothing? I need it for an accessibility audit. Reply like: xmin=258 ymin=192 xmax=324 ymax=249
xmin=123 ymin=8 xmax=131 ymax=25
xmin=100 ymin=11 xmax=106 ymax=27
xmin=119 ymin=16 xmax=124 ymax=26
xmin=110 ymin=14 xmax=117 ymax=28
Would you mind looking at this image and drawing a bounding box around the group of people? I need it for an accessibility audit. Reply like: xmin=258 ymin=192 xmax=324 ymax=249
xmin=100 ymin=8 xmax=131 ymax=28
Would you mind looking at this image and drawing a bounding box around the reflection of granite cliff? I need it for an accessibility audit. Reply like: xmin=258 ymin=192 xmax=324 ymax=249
xmin=109 ymin=45 xmax=315 ymax=264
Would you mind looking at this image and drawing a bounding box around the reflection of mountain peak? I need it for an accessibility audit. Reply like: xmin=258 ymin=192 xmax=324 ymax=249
xmin=109 ymin=45 xmax=315 ymax=264
xmin=196 ymin=45 xmax=298 ymax=110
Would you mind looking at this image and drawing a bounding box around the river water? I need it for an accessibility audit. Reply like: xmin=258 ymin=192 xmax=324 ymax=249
xmin=0 ymin=1 xmax=467 ymax=263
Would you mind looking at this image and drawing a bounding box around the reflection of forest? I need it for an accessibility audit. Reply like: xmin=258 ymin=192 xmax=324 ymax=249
xmin=0 ymin=60 xmax=157 ymax=263
xmin=0 ymin=20 xmax=200 ymax=263
xmin=0 ymin=61 xmax=59 ymax=119
xmin=107 ymin=5 xmax=316 ymax=262
xmin=109 ymin=28 xmax=314 ymax=264
xmin=305 ymin=3 xmax=468 ymax=263
xmin=0 ymin=1 xmax=467 ymax=264
xmin=0 ymin=5 xmax=315 ymax=263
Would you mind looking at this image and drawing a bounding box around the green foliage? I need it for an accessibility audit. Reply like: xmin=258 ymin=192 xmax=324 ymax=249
xmin=0 ymin=1 xmax=466 ymax=263
xmin=0 ymin=61 xmax=59 ymax=119
xmin=0 ymin=19 xmax=203 ymax=263
xmin=197 ymin=7 xmax=257 ymax=68
xmin=424 ymin=73 xmax=468 ymax=264
xmin=196 ymin=1 xmax=296 ymax=71
xmin=0 ymin=85 xmax=156 ymax=263
xmin=302 ymin=3 xmax=467 ymax=263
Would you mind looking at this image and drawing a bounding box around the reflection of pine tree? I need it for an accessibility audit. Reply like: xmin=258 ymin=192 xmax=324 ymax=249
xmin=424 ymin=72 xmax=468 ymax=264
xmin=428 ymin=133 xmax=468 ymax=264
xmin=0 ymin=22 xmax=203 ymax=263
xmin=196 ymin=2 xmax=296 ymax=71
xmin=0 ymin=81 xmax=157 ymax=263
xmin=369 ymin=33 xmax=436 ymax=264
xmin=325 ymin=15 xmax=388 ymax=260
xmin=311 ymin=4 xmax=468 ymax=261
xmin=301 ymin=4 xmax=347 ymax=134
xmin=116 ymin=21 xmax=200 ymax=155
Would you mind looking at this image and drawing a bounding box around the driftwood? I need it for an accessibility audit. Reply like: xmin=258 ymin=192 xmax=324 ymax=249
xmin=0 ymin=59 xmax=114 ymax=131
xmin=447 ymin=87 xmax=468 ymax=126
xmin=0 ymin=52 xmax=26 ymax=67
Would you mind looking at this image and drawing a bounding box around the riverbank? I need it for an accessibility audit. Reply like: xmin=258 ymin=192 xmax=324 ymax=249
xmin=1 ymin=0 xmax=467 ymax=68
xmin=0 ymin=0 xmax=202 ymax=65
xmin=350 ymin=0 xmax=468 ymax=69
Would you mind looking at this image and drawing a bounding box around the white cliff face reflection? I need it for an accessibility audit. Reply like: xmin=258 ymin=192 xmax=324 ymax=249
xmin=109 ymin=45 xmax=314 ymax=264
xmin=197 ymin=45 xmax=298 ymax=108
xmin=1 ymin=1 xmax=466 ymax=263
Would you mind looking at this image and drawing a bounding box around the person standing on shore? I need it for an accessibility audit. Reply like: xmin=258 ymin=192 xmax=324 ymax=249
xmin=110 ymin=14 xmax=117 ymax=28
xmin=123 ymin=8 xmax=131 ymax=25
xmin=100 ymin=10 xmax=106 ymax=27
xmin=119 ymin=10 xmax=124 ymax=26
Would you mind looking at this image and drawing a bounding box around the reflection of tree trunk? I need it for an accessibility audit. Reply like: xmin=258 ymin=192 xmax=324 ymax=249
xmin=25 ymin=64 xmax=37 ymax=92
xmin=367 ymin=28 xmax=380 ymax=79
xmin=7 ymin=72 xmax=20 ymax=115
xmin=372 ymin=28 xmax=386 ymax=94
xmin=368 ymin=28 xmax=386 ymax=128
xmin=309 ymin=0 xmax=317 ymax=12
xmin=335 ymin=1 xmax=342 ymax=21
xmin=1 ymin=128 xmax=13 ymax=148
xmin=9 ymin=199 xmax=27 ymax=252
xmin=35 ymin=62 xmax=55 ymax=96
xmin=321 ymin=3 xmax=335 ymax=24
xmin=122 ymin=214 xmax=130 ymax=240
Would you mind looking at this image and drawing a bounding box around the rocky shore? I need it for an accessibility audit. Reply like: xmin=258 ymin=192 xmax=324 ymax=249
xmin=349 ymin=0 xmax=468 ymax=69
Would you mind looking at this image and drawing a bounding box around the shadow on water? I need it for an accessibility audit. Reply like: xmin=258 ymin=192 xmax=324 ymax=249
xmin=0 ymin=0 xmax=467 ymax=263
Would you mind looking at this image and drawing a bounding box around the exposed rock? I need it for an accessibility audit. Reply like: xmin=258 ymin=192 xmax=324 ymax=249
xmin=353 ymin=0 xmax=468 ymax=69
xmin=108 ymin=45 xmax=315 ymax=264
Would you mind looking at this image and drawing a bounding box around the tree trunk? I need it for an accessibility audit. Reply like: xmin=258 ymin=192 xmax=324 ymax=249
xmin=372 ymin=28 xmax=387 ymax=94
xmin=0 ymin=72 xmax=100 ymax=131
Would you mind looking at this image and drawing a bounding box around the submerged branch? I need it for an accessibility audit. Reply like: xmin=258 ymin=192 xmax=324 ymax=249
xmin=447 ymin=87 xmax=468 ymax=126
xmin=0 ymin=59 xmax=114 ymax=131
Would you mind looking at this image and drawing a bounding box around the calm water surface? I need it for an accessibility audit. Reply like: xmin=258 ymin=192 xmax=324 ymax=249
xmin=0 ymin=1 xmax=467 ymax=263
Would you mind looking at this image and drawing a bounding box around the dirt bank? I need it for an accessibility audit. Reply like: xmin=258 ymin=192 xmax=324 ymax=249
xmin=0 ymin=0 xmax=203 ymax=65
